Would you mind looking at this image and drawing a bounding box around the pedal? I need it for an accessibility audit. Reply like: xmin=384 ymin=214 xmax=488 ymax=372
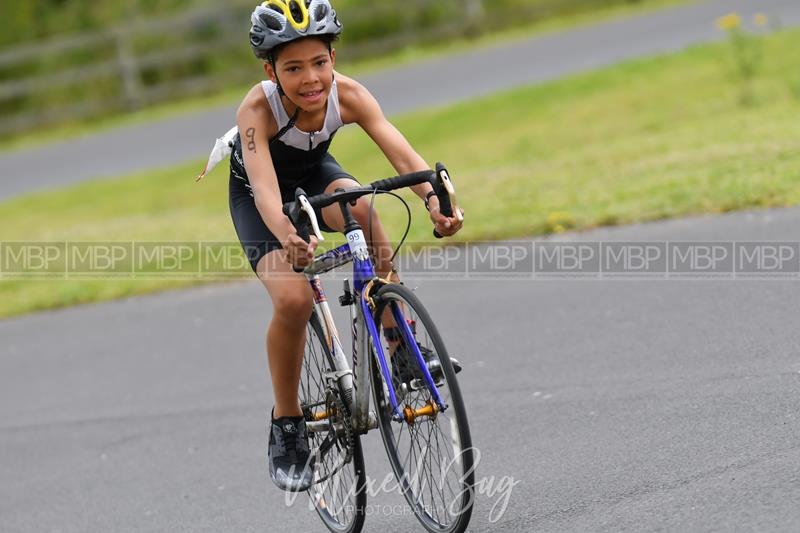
xmin=406 ymin=357 xmax=462 ymax=391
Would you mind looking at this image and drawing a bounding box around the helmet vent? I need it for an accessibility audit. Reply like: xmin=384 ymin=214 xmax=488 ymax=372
xmin=259 ymin=11 xmax=284 ymax=31
xmin=314 ymin=4 xmax=328 ymax=20
xmin=288 ymin=0 xmax=303 ymax=22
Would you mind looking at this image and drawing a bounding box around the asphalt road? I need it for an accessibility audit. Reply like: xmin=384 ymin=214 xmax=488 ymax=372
xmin=4 ymin=1 xmax=800 ymax=531
xmin=2 ymin=0 xmax=800 ymax=200
xmin=2 ymin=206 xmax=800 ymax=532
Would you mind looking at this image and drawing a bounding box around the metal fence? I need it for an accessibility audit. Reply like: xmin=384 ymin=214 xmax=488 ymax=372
xmin=0 ymin=0 xmax=632 ymax=136
xmin=0 ymin=2 xmax=254 ymax=136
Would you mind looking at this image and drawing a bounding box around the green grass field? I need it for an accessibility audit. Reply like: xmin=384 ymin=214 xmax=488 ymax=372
xmin=1 ymin=25 xmax=799 ymax=318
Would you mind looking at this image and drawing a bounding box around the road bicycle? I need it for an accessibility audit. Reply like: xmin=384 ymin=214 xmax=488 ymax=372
xmin=281 ymin=164 xmax=474 ymax=533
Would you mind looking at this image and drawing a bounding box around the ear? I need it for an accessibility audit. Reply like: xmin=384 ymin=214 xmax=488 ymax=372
xmin=263 ymin=61 xmax=277 ymax=83
xmin=330 ymin=48 xmax=336 ymax=67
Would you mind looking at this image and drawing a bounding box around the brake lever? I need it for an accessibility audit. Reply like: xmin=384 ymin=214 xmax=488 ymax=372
xmin=298 ymin=194 xmax=325 ymax=243
xmin=438 ymin=165 xmax=463 ymax=224
xmin=284 ymin=189 xmax=325 ymax=273
xmin=433 ymin=162 xmax=463 ymax=239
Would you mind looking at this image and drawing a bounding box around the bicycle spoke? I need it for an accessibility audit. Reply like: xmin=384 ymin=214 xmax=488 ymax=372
xmin=422 ymin=424 xmax=441 ymax=524
xmin=431 ymin=424 xmax=460 ymax=501
xmin=371 ymin=284 xmax=474 ymax=533
xmin=301 ymin=315 xmax=365 ymax=532
xmin=427 ymin=421 xmax=451 ymax=525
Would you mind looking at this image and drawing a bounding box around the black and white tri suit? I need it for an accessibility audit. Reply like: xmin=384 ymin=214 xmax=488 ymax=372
xmin=229 ymin=79 xmax=355 ymax=272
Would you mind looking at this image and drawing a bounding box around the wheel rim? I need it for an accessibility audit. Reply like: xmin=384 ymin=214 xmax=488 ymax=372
xmin=371 ymin=291 xmax=474 ymax=531
xmin=301 ymin=316 xmax=364 ymax=531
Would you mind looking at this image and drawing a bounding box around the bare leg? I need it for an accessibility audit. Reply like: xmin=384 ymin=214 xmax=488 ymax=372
xmin=320 ymin=178 xmax=403 ymax=348
xmin=256 ymin=249 xmax=314 ymax=418
xmin=319 ymin=178 xmax=396 ymax=280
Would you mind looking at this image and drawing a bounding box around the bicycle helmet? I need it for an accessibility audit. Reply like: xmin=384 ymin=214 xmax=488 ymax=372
xmin=249 ymin=0 xmax=343 ymax=61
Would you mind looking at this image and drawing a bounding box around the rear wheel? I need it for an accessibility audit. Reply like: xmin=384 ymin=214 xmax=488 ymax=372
xmin=301 ymin=313 xmax=366 ymax=533
xmin=369 ymin=283 xmax=474 ymax=533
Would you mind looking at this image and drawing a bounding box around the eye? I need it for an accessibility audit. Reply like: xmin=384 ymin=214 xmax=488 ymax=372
xmin=316 ymin=59 xmax=328 ymax=66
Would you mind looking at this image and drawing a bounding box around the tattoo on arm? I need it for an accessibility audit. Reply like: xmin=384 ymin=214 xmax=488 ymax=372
xmin=246 ymin=127 xmax=257 ymax=153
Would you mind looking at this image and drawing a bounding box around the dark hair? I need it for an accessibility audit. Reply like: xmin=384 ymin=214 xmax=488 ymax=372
xmin=268 ymin=34 xmax=338 ymax=64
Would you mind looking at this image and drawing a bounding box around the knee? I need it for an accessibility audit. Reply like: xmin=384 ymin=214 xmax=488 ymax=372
xmin=352 ymin=198 xmax=380 ymax=227
xmin=272 ymin=291 xmax=313 ymax=323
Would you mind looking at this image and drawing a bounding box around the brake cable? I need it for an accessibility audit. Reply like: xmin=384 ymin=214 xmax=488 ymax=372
xmin=367 ymin=189 xmax=413 ymax=265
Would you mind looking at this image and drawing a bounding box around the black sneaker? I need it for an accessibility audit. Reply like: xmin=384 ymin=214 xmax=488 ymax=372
xmin=268 ymin=411 xmax=315 ymax=492
xmin=391 ymin=342 xmax=462 ymax=386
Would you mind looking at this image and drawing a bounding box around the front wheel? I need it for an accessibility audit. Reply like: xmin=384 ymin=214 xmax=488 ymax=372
xmin=369 ymin=283 xmax=475 ymax=533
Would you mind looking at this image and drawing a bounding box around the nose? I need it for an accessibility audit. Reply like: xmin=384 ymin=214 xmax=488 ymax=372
xmin=302 ymin=68 xmax=319 ymax=85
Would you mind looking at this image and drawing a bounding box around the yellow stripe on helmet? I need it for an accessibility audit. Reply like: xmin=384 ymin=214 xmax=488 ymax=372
xmin=262 ymin=0 xmax=310 ymax=31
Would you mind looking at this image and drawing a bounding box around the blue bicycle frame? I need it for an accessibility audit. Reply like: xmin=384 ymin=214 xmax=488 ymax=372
xmin=302 ymin=226 xmax=446 ymax=429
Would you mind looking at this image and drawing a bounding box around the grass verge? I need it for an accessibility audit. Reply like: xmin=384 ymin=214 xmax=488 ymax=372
xmin=2 ymin=25 xmax=800 ymax=318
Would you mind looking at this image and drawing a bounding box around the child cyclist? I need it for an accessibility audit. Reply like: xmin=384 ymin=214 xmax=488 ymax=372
xmin=224 ymin=0 xmax=464 ymax=491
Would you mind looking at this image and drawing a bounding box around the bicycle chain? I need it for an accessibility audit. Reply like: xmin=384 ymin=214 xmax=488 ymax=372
xmin=310 ymin=388 xmax=355 ymax=485
xmin=330 ymin=388 xmax=355 ymax=463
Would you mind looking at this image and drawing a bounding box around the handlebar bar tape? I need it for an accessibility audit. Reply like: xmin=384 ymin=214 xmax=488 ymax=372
xmin=368 ymin=170 xmax=434 ymax=192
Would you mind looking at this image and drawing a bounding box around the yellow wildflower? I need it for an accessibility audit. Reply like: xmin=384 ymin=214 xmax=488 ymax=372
xmin=716 ymin=13 xmax=742 ymax=31
xmin=545 ymin=211 xmax=575 ymax=233
xmin=754 ymin=13 xmax=768 ymax=27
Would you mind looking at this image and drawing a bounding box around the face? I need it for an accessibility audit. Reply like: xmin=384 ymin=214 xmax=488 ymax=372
xmin=265 ymin=37 xmax=335 ymax=112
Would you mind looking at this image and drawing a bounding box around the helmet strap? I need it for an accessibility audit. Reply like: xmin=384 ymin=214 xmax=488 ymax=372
xmin=268 ymin=55 xmax=286 ymax=96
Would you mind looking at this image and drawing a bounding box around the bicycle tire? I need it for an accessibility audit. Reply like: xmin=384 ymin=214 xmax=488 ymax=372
xmin=301 ymin=312 xmax=367 ymax=533
xmin=369 ymin=283 xmax=475 ymax=533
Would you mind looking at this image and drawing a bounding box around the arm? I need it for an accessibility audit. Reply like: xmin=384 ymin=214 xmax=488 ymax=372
xmin=237 ymin=86 xmax=316 ymax=266
xmin=339 ymin=77 xmax=431 ymax=200
xmin=338 ymin=76 xmax=464 ymax=236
